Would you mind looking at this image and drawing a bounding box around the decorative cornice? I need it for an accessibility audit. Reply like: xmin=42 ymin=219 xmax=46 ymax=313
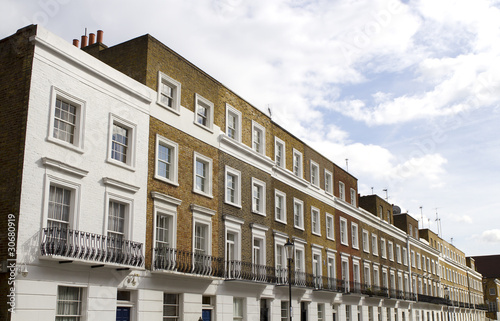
xmin=191 ymin=204 xmax=216 ymax=216
xmin=250 ymin=223 xmax=269 ymax=232
xmin=219 ymin=134 xmax=275 ymax=173
xmin=223 ymin=214 xmax=245 ymax=225
xmin=151 ymin=191 xmax=182 ymax=206
xmin=42 ymin=157 xmax=89 ymax=177
xmin=103 ymin=177 xmax=140 ymax=193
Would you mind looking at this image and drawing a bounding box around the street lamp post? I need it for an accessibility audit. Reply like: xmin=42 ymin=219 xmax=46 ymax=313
xmin=285 ymin=239 xmax=295 ymax=321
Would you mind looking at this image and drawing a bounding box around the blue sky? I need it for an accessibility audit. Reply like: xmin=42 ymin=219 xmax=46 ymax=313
xmin=2 ymin=0 xmax=500 ymax=256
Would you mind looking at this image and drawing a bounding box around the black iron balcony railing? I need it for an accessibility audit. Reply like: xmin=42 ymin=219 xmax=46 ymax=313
xmin=371 ymin=285 xmax=389 ymax=297
xmin=418 ymin=294 xmax=449 ymax=305
xmin=405 ymin=292 xmax=417 ymax=301
xmin=153 ymin=247 xmax=224 ymax=277
xmin=476 ymin=304 xmax=488 ymax=311
xmin=40 ymin=227 xmax=144 ymax=267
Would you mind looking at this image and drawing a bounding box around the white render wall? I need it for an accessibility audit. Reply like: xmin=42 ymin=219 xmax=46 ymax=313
xmin=12 ymin=25 xmax=152 ymax=320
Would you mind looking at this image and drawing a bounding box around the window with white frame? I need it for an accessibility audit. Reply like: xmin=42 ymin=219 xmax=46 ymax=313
xmin=155 ymin=135 xmax=179 ymax=185
xmin=295 ymin=244 xmax=306 ymax=281
xmin=47 ymin=184 xmax=74 ymax=234
xmin=324 ymin=170 xmax=333 ymax=194
xmin=372 ymin=234 xmax=378 ymax=256
xmin=417 ymin=253 xmax=421 ymax=269
xmin=382 ymin=269 xmax=388 ymax=289
xmin=251 ymin=225 xmax=268 ymax=272
xmin=163 ymin=293 xmax=179 ymax=321
xmin=409 ymin=224 xmax=413 ymax=237
xmin=252 ymin=178 xmax=266 ymax=215
xmin=155 ymin=212 xmax=174 ymax=249
xmin=107 ymin=199 xmax=129 ymax=248
xmin=402 ymin=248 xmax=408 ymax=266
xmin=275 ymin=137 xmax=285 ymax=168
xmin=327 ymin=253 xmax=336 ymax=281
xmin=225 ymin=166 xmax=241 ymax=207
xmin=224 ymin=216 xmax=243 ymax=279
xmin=388 ymin=241 xmax=394 ymax=261
xmin=310 ymin=161 xmax=319 ymax=187
xmin=411 ymin=250 xmax=415 ymax=267
xmin=274 ymin=190 xmax=286 ymax=224
xmin=350 ymin=188 xmax=356 ymax=206
xmin=108 ymin=115 xmax=136 ymax=168
xmin=194 ymin=222 xmax=209 ymax=256
xmin=194 ymin=93 xmax=214 ymax=131
xmin=380 ymin=238 xmax=386 ymax=258
xmin=351 ymin=223 xmax=359 ymax=249
xmin=318 ymin=304 xmax=324 ymax=321
xmin=233 ymin=298 xmax=244 ymax=321
xmin=373 ymin=266 xmax=380 ymax=286
xmin=293 ymin=198 xmax=304 ymax=229
xmin=157 ymin=72 xmax=181 ymax=112
xmin=312 ymin=248 xmax=322 ymax=286
xmin=292 ymin=149 xmax=303 ymax=177
xmin=49 ymin=88 xmax=86 ymax=151
xmin=364 ymin=264 xmax=371 ymax=286
xmin=339 ymin=181 xmax=345 ymax=200
xmin=422 ymin=255 xmax=426 ymax=271
xmin=362 ymin=230 xmax=369 ymax=253
xmin=281 ymin=301 xmax=288 ymax=321
xmin=226 ymin=104 xmax=242 ymax=142
xmin=353 ymin=261 xmax=361 ymax=288
xmin=56 ymin=286 xmax=83 ymax=321
xmin=326 ymin=213 xmax=334 ymax=240
xmin=340 ymin=217 xmax=348 ymax=245
xmin=252 ymin=121 xmax=266 ymax=155
xmin=341 ymin=257 xmax=350 ymax=285
xmin=311 ymin=206 xmax=321 ymax=235
xmin=193 ymin=152 xmax=213 ymax=197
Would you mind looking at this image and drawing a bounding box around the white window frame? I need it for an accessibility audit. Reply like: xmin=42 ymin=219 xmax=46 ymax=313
xmin=402 ymin=248 xmax=408 ymax=266
xmin=233 ymin=297 xmax=244 ymax=321
xmin=325 ymin=213 xmax=334 ymax=241
xmin=192 ymin=205 xmax=215 ymax=257
xmin=339 ymin=181 xmax=345 ymax=201
xmin=311 ymin=206 xmax=321 ymax=236
xmin=324 ymin=169 xmax=333 ymax=195
xmin=157 ymin=71 xmax=181 ymax=113
xmin=371 ymin=234 xmax=378 ymax=256
xmin=104 ymin=192 xmax=133 ymax=241
xmin=107 ymin=113 xmax=137 ymax=170
xmin=252 ymin=121 xmax=266 ymax=155
xmin=274 ymin=137 xmax=286 ymax=168
xmin=292 ymin=149 xmax=303 ymax=178
xmin=194 ymin=93 xmax=214 ymax=132
xmin=411 ymin=250 xmax=416 ymax=267
xmin=373 ymin=265 xmax=380 ymax=287
xmin=363 ymin=263 xmax=371 ymax=286
xmin=311 ymin=245 xmax=323 ymax=281
xmin=388 ymin=241 xmax=394 ymax=261
xmin=340 ymin=217 xmax=348 ymax=246
xmin=275 ymin=235 xmax=287 ymax=274
xmin=274 ymin=189 xmax=287 ymax=224
xmin=251 ymin=178 xmax=266 ymax=216
xmin=341 ymin=255 xmax=350 ymax=285
xmin=56 ymin=286 xmax=85 ymax=320
xmin=251 ymin=224 xmax=268 ymax=268
xmin=293 ymin=198 xmax=304 ymax=230
xmin=327 ymin=251 xmax=336 ymax=281
xmin=47 ymin=86 xmax=86 ymax=152
xmin=310 ymin=161 xmax=320 ymax=188
xmin=155 ymin=134 xmax=179 ymax=186
xmin=226 ymin=104 xmax=242 ymax=142
xmin=43 ymin=174 xmax=81 ymax=230
xmin=294 ymin=242 xmax=306 ymax=278
xmin=380 ymin=238 xmax=386 ymax=259
xmin=225 ymin=166 xmax=242 ymax=207
xmin=193 ymin=152 xmax=213 ymax=198
xmin=417 ymin=253 xmax=421 ymax=269
xmin=350 ymin=188 xmax=356 ymax=206
xmin=152 ymin=194 xmax=180 ymax=252
xmin=396 ymin=244 xmax=401 ymax=264
xmin=362 ymin=230 xmax=369 ymax=253
xmin=351 ymin=223 xmax=359 ymax=249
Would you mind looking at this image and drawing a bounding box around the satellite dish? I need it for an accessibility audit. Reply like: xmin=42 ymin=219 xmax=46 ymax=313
xmin=393 ymin=205 xmax=401 ymax=215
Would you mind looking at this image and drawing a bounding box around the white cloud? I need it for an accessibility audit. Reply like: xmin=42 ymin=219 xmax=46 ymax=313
xmin=479 ymin=229 xmax=500 ymax=243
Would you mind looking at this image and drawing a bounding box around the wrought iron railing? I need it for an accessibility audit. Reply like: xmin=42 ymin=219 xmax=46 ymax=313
xmin=153 ymin=247 xmax=224 ymax=277
xmin=418 ymin=294 xmax=449 ymax=305
xmin=40 ymin=227 xmax=144 ymax=267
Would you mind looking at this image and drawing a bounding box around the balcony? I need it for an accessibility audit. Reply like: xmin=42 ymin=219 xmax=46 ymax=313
xmin=40 ymin=227 xmax=144 ymax=267
xmin=153 ymin=247 xmax=224 ymax=277
xmin=418 ymin=294 xmax=449 ymax=305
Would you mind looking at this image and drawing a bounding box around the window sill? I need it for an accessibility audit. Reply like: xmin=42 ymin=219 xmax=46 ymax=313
xmin=193 ymin=189 xmax=213 ymax=199
xmin=275 ymin=218 xmax=287 ymax=225
xmin=252 ymin=210 xmax=266 ymax=217
xmin=154 ymin=175 xmax=179 ymax=186
xmin=312 ymin=231 xmax=321 ymax=237
xmin=326 ymin=236 xmax=335 ymax=241
xmin=106 ymin=158 xmax=136 ymax=172
xmin=224 ymin=201 xmax=242 ymax=209
xmin=193 ymin=121 xmax=214 ymax=133
xmin=294 ymin=225 xmax=305 ymax=231
xmin=46 ymin=136 xmax=85 ymax=154
xmin=157 ymin=100 xmax=181 ymax=115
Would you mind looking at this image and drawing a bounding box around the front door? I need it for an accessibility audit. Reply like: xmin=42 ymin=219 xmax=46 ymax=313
xmin=301 ymin=302 xmax=307 ymax=321
xmin=260 ymin=299 xmax=269 ymax=321
xmin=116 ymin=307 xmax=130 ymax=321
xmin=202 ymin=309 xmax=212 ymax=321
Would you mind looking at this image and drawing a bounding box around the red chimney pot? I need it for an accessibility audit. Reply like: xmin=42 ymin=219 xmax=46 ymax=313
xmin=89 ymin=33 xmax=95 ymax=45
xmin=97 ymin=30 xmax=103 ymax=43
xmin=73 ymin=39 xmax=79 ymax=47
xmin=81 ymin=35 xmax=88 ymax=48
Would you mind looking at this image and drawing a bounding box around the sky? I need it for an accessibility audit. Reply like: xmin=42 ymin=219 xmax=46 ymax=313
xmin=2 ymin=0 xmax=500 ymax=256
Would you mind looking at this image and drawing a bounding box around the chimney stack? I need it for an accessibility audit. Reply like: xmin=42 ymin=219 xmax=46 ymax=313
xmin=97 ymin=30 xmax=104 ymax=43
xmin=80 ymin=35 xmax=88 ymax=48
xmin=73 ymin=39 xmax=79 ymax=47
xmin=89 ymin=33 xmax=96 ymax=45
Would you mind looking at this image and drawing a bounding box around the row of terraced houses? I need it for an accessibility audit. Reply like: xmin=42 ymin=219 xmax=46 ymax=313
xmin=0 ymin=25 xmax=488 ymax=321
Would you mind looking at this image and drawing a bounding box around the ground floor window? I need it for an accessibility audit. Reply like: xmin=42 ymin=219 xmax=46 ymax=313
xmin=56 ymin=286 xmax=83 ymax=321
xmin=281 ymin=301 xmax=289 ymax=321
xmin=163 ymin=293 xmax=179 ymax=321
